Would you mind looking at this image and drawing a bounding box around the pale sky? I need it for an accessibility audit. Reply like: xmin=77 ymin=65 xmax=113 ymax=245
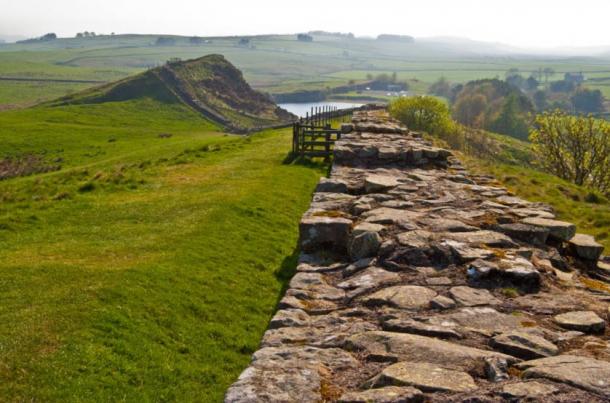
xmin=1 ymin=0 xmax=608 ymax=49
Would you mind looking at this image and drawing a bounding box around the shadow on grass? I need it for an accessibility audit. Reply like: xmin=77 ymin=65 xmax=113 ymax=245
xmin=282 ymin=152 xmax=332 ymax=176
xmin=272 ymin=244 xmax=301 ymax=309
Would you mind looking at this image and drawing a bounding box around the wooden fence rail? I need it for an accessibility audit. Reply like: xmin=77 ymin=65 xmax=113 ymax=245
xmin=291 ymin=105 xmax=358 ymax=158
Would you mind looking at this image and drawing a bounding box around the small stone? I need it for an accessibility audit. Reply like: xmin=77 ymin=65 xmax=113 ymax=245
xmin=364 ymin=208 xmax=422 ymax=225
xmin=380 ymin=200 xmax=414 ymax=209
xmin=522 ymin=217 xmax=576 ymax=241
xmin=343 ymin=257 xmax=376 ymax=276
xmin=382 ymin=318 xmax=462 ymax=339
xmin=485 ymin=357 xmax=509 ymax=382
xmin=225 ymin=346 xmax=359 ymax=403
xmin=349 ymin=231 xmax=382 ymax=261
xmin=427 ymin=307 xmax=525 ymax=336
xmin=568 ymin=233 xmax=604 ymax=261
xmin=430 ymin=295 xmax=456 ymax=310
xmin=316 ymin=178 xmax=349 ymax=193
xmin=449 ymin=286 xmax=499 ymax=307
xmin=500 ymin=381 xmax=559 ymax=399
xmin=338 ymin=386 xmax=423 ymax=403
xmin=496 ymin=195 xmax=532 ymax=207
xmin=341 ymin=123 xmax=354 ymax=133
xmin=516 ymin=248 xmax=534 ymax=259
xmin=346 ymin=331 xmax=517 ymax=372
xmin=338 ymin=266 xmax=400 ymax=291
xmin=268 ymin=309 xmax=310 ymax=329
xmin=442 ymin=240 xmax=495 ymax=262
xmin=353 ymin=222 xmax=385 ymax=236
xmin=446 ymin=230 xmax=517 ymax=248
xmin=365 ymin=175 xmax=400 ymax=193
xmin=369 ymin=362 xmax=477 ymax=393
xmin=554 ymin=311 xmax=606 ymax=333
xmin=491 ymin=331 xmax=558 ymax=359
xmin=363 ymin=286 xmax=437 ymax=309
xmin=396 ymin=230 xmax=433 ymax=248
xmin=512 ymin=208 xmax=556 ymax=219
xmin=426 ymin=276 xmax=452 ymax=286
xmin=424 ymin=218 xmax=477 ymax=233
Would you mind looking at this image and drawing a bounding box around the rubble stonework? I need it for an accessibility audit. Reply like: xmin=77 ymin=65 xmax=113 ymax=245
xmin=226 ymin=109 xmax=610 ymax=402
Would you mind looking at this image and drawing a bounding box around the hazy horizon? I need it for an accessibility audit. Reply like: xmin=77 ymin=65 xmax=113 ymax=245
xmin=1 ymin=0 xmax=609 ymax=50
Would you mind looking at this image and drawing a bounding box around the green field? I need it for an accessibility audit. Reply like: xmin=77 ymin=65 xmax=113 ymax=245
xmin=0 ymin=99 xmax=327 ymax=401
xmin=2 ymin=34 xmax=610 ymax=106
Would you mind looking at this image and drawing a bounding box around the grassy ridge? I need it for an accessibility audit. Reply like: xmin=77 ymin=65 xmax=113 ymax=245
xmin=0 ymin=100 xmax=327 ymax=401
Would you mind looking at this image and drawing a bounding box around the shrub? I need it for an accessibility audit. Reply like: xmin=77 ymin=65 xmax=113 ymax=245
xmin=530 ymin=111 xmax=610 ymax=194
xmin=389 ymin=96 xmax=452 ymax=135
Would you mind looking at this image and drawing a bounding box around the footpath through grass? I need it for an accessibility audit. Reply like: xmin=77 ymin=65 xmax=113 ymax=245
xmin=0 ymin=101 xmax=327 ymax=401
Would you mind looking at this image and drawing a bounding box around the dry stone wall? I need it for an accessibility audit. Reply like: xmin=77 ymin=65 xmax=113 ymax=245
xmin=226 ymin=109 xmax=610 ymax=402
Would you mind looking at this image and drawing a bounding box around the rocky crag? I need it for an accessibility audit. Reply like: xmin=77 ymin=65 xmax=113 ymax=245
xmin=53 ymin=55 xmax=295 ymax=131
xmin=226 ymin=109 xmax=610 ymax=402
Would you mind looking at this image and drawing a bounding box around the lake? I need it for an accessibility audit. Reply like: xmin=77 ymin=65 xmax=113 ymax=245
xmin=278 ymin=101 xmax=364 ymax=118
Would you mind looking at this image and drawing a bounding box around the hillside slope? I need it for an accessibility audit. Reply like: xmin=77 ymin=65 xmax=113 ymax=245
xmin=52 ymin=54 xmax=295 ymax=131
xmin=0 ymin=96 xmax=326 ymax=400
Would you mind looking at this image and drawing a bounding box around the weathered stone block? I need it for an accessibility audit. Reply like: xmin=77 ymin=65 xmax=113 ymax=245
xmin=299 ymin=216 xmax=352 ymax=252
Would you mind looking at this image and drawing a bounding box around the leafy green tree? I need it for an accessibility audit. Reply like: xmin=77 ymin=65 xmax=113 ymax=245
xmin=429 ymin=77 xmax=452 ymax=98
xmin=530 ymin=111 xmax=610 ymax=193
xmin=526 ymin=76 xmax=539 ymax=91
xmin=506 ymin=73 xmax=526 ymax=89
xmin=550 ymin=79 xmax=575 ymax=93
xmin=533 ymin=90 xmax=548 ymax=111
xmin=453 ymin=93 xmax=487 ymax=127
xmin=489 ymin=94 xmax=530 ymax=140
xmin=571 ymin=88 xmax=605 ymax=114
xmin=543 ymin=67 xmax=555 ymax=83
xmin=389 ymin=96 xmax=452 ymax=134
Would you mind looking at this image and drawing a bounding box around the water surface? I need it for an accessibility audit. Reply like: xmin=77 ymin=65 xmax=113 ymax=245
xmin=279 ymin=101 xmax=363 ymax=118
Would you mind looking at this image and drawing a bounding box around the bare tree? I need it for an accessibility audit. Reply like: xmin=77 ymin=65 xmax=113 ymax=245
xmin=543 ymin=67 xmax=555 ymax=83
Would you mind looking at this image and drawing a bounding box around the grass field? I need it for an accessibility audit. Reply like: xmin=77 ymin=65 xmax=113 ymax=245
xmin=0 ymin=99 xmax=327 ymax=401
xmin=2 ymin=34 xmax=610 ymax=106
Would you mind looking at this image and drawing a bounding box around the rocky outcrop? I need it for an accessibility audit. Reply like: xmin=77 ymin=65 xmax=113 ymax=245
xmin=225 ymin=109 xmax=610 ymax=402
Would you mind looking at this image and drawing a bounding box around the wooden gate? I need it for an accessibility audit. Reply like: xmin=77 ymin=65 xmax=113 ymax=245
xmin=291 ymin=105 xmax=354 ymax=158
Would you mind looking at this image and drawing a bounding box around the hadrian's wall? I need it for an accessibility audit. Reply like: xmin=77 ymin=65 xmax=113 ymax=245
xmin=226 ymin=109 xmax=610 ymax=402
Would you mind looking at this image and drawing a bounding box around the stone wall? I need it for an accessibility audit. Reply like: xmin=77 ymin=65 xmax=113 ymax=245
xmin=225 ymin=109 xmax=610 ymax=402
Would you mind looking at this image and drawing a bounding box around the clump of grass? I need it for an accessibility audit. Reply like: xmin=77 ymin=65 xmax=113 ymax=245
xmin=77 ymin=182 xmax=95 ymax=192
xmin=585 ymin=192 xmax=603 ymax=204
xmin=501 ymin=287 xmax=520 ymax=298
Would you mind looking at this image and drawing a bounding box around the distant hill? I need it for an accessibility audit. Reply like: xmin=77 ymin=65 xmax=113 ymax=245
xmin=52 ymin=54 xmax=295 ymax=131
xmin=0 ymin=34 xmax=28 ymax=43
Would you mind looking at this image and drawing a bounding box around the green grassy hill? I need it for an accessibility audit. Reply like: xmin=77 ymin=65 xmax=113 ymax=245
xmin=51 ymin=54 xmax=294 ymax=130
xmin=0 ymin=73 xmax=327 ymax=400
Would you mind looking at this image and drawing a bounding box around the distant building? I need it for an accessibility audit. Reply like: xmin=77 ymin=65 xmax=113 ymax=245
xmin=297 ymin=33 xmax=313 ymax=42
